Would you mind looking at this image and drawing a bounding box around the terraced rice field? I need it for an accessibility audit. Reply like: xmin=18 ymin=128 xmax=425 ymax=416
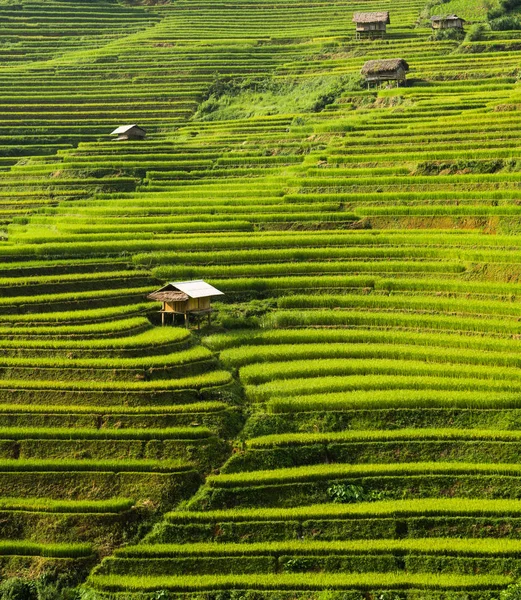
xmin=4 ymin=0 xmax=521 ymax=597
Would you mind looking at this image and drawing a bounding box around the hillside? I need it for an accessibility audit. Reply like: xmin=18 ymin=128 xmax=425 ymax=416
xmin=2 ymin=0 xmax=521 ymax=598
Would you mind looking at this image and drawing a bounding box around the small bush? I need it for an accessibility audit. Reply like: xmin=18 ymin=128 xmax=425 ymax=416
xmin=489 ymin=15 xmax=521 ymax=29
xmin=431 ymin=27 xmax=465 ymax=41
xmin=282 ymin=557 xmax=316 ymax=572
xmin=501 ymin=584 xmax=521 ymax=599
xmin=464 ymin=23 xmax=487 ymax=42
xmin=0 ymin=579 xmax=37 ymax=600
xmin=327 ymin=483 xmax=387 ymax=504
xmin=489 ymin=0 xmax=521 ymax=19
xmin=37 ymin=583 xmax=80 ymax=600
xmin=212 ymin=300 xmax=276 ymax=330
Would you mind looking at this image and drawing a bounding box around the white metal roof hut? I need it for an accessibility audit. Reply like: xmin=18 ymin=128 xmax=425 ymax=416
xmin=148 ymin=280 xmax=224 ymax=328
xmin=353 ymin=12 xmax=390 ymax=39
xmin=110 ymin=124 xmax=146 ymax=141
xmin=430 ymin=14 xmax=465 ymax=30
xmin=361 ymin=59 xmax=409 ymax=88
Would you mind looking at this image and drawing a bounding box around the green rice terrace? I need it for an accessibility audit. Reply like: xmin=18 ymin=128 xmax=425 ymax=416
xmin=6 ymin=0 xmax=521 ymax=598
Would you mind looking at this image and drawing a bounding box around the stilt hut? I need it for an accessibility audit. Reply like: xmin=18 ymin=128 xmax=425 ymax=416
xmin=361 ymin=59 xmax=409 ymax=87
xmin=353 ymin=12 xmax=390 ymax=39
xmin=430 ymin=14 xmax=465 ymax=29
xmin=148 ymin=280 xmax=224 ymax=328
xmin=110 ymin=124 xmax=146 ymax=141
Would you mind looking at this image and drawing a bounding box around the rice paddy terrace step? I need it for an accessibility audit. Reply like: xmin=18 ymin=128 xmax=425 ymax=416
xmin=96 ymin=538 xmax=521 ymax=576
xmin=0 ymin=497 xmax=137 ymax=546
xmin=85 ymin=572 xmax=510 ymax=599
xmin=152 ymin=499 xmax=521 ymax=543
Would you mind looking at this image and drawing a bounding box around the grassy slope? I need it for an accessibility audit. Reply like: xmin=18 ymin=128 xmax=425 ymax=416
xmin=4 ymin=0 xmax=521 ymax=598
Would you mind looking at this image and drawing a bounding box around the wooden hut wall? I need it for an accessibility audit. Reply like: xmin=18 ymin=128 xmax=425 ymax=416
xmin=356 ymin=22 xmax=386 ymax=31
xmin=162 ymin=298 xmax=212 ymax=313
xmin=367 ymin=68 xmax=406 ymax=82
xmin=187 ymin=297 xmax=211 ymax=311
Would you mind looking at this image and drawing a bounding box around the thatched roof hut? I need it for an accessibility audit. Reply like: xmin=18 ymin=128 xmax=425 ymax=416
xmin=353 ymin=12 xmax=390 ymax=37
xmin=361 ymin=59 xmax=409 ymax=85
xmin=353 ymin=11 xmax=390 ymax=24
xmin=430 ymin=14 xmax=465 ymax=29
xmin=148 ymin=280 xmax=224 ymax=327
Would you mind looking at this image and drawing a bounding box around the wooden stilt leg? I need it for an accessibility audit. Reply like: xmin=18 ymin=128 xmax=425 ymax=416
xmin=161 ymin=312 xmax=165 ymax=327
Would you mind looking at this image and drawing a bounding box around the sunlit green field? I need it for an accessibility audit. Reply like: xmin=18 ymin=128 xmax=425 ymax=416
xmin=2 ymin=0 xmax=521 ymax=598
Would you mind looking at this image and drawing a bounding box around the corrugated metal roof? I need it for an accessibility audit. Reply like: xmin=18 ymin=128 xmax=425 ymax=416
xmin=170 ymin=280 xmax=224 ymax=299
xmin=111 ymin=124 xmax=145 ymax=135
xmin=431 ymin=14 xmax=465 ymax=21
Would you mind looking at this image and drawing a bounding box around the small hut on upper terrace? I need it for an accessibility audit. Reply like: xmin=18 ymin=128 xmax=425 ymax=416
xmin=111 ymin=124 xmax=147 ymax=141
xmin=430 ymin=14 xmax=465 ymax=30
xmin=361 ymin=59 xmax=409 ymax=87
xmin=148 ymin=280 xmax=224 ymax=328
xmin=353 ymin=12 xmax=390 ymax=39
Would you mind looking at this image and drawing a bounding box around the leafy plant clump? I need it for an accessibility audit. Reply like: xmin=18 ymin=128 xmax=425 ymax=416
xmin=327 ymin=483 xmax=388 ymax=504
xmin=0 ymin=579 xmax=37 ymax=600
xmin=488 ymin=0 xmax=521 ymax=19
xmin=464 ymin=23 xmax=488 ymax=42
xmin=0 ymin=577 xmax=81 ymax=600
xmin=211 ymin=299 xmax=277 ymax=330
xmin=489 ymin=15 xmax=521 ymax=28
xmin=430 ymin=27 xmax=465 ymax=40
xmin=502 ymin=583 xmax=521 ymax=599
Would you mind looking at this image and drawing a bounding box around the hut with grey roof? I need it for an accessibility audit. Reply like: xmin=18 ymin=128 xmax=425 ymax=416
xmin=353 ymin=12 xmax=390 ymax=38
xmin=361 ymin=59 xmax=409 ymax=87
xmin=148 ymin=280 xmax=224 ymax=328
xmin=430 ymin=14 xmax=465 ymax=29
xmin=110 ymin=124 xmax=146 ymax=141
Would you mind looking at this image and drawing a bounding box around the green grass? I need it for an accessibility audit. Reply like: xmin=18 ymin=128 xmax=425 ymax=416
xmin=166 ymin=498 xmax=521 ymax=522
xmin=0 ymin=370 xmax=232 ymax=391
xmin=221 ymin=342 xmax=521 ymax=370
xmin=7 ymin=0 xmax=521 ymax=595
xmin=116 ymin=538 xmax=521 ymax=557
xmin=87 ymin=572 xmax=511 ymax=593
xmin=207 ymin=461 xmax=521 ymax=488
xmin=246 ymin=428 xmax=521 ymax=448
xmin=0 ymin=427 xmax=213 ymax=441
xmin=0 ymin=541 xmax=93 ymax=558
xmin=429 ymin=0 xmax=491 ymax=21
xmin=0 ymin=459 xmax=193 ymax=473
xmin=240 ymin=359 xmax=521 ymax=386
xmin=0 ymin=497 xmax=134 ymax=514
xmin=0 ymin=401 xmax=228 ymax=415
xmin=267 ymin=389 xmax=521 ymax=411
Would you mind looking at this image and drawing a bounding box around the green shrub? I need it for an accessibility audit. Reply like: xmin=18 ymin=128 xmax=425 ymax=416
xmin=37 ymin=584 xmax=80 ymax=600
xmin=431 ymin=27 xmax=465 ymax=41
xmin=489 ymin=15 xmax=521 ymax=29
xmin=503 ymin=584 xmax=521 ymax=599
xmin=0 ymin=579 xmax=37 ymax=600
xmin=327 ymin=484 xmax=388 ymax=504
xmin=489 ymin=0 xmax=521 ymax=19
xmin=463 ymin=23 xmax=487 ymax=42
xmin=328 ymin=484 xmax=366 ymax=503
